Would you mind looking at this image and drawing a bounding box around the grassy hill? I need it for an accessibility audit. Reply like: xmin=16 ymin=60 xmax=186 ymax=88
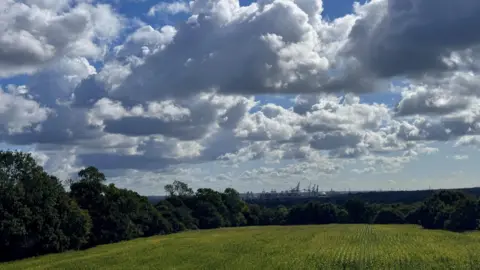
xmin=2 ymin=225 xmax=480 ymax=270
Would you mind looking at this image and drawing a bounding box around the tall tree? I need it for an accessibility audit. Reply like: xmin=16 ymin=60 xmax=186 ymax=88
xmin=0 ymin=151 xmax=91 ymax=261
xmin=164 ymin=181 xmax=194 ymax=197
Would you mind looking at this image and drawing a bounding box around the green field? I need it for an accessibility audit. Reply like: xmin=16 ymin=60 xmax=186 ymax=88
xmin=2 ymin=225 xmax=480 ymax=270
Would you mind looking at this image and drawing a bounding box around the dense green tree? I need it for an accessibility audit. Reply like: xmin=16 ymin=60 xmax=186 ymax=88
xmin=374 ymin=209 xmax=405 ymax=224
xmin=244 ymin=204 xmax=262 ymax=226
xmin=405 ymin=208 xmax=422 ymax=224
xmin=164 ymin=181 xmax=194 ymax=197
xmin=286 ymin=204 xmax=307 ymax=225
xmin=0 ymin=151 xmax=91 ymax=261
xmin=222 ymin=188 xmax=248 ymax=226
xmin=345 ymin=198 xmax=375 ymax=223
xmin=70 ymin=168 xmax=171 ymax=246
xmin=417 ymin=190 xmax=476 ymax=231
xmin=192 ymin=188 xmax=230 ymax=228
xmin=156 ymin=199 xmax=197 ymax=232
xmin=316 ymin=203 xmax=341 ymax=224
xmin=272 ymin=205 xmax=288 ymax=225
xmin=78 ymin=166 xmax=106 ymax=183
xmin=193 ymin=201 xmax=224 ymax=229
xmin=337 ymin=208 xmax=349 ymax=223
xmin=286 ymin=202 xmax=341 ymax=225
xmin=444 ymin=199 xmax=479 ymax=232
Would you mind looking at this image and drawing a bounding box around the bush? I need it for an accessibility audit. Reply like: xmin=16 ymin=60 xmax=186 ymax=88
xmin=374 ymin=209 xmax=405 ymax=224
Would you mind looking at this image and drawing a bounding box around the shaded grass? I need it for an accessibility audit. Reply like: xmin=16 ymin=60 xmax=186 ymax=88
xmin=2 ymin=224 xmax=480 ymax=269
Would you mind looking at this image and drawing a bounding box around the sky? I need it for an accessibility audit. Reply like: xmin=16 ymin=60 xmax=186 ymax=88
xmin=2 ymin=0 xmax=480 ymax=195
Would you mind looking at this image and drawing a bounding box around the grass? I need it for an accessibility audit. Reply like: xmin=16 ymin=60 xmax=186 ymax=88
xmin=2 ymin=224 xmax=480 ymax=269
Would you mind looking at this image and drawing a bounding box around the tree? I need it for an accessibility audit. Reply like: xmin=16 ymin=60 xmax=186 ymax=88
xmin=71 ymin=169 xmax=172 ymax=246
xmin=345 ymin=198 xmax=374 ymax=223
xmin=444 ymin=199 xmax=479 ymax=232
xmin=0 ymin=151 xmax=91 ymax=261
xmin=337 ymin=208 xmax=349 ymax=223
xmin=244 ymin=204 xmax=262 ymax=226
xmin=164 ymin=181 xmax=194 ymax=197
xmin=191 ymin=188 xmax=230 ymax=228
xmin=273 ymin=205 xmax=288 ymax=225
xmin=374 ymin=209 xmax=405 ymax=224
xmin=222 ymin=188 xmax=247 ymax=226
xmin=193 ymin=201 xmax=224 ymax=229
xmin=286 ymin=204 xmax=306 ymax=225
xmin=417 ymin=190 xmax=475 ymax=231
xmin=405 ymin=208 xmax=422 ymax=224
xmin=78 ymin=166 xmax=106 ymax=183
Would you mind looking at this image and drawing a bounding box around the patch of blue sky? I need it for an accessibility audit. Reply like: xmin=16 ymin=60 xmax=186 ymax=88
xmin=338 ymin=141 xmax=480 ymax=191
xmin=359 ymin=92 xmax=401 ymax=107
xmin=0 ymin=74 xmax=29 ymax=88
xmin=254 ymin=94 xmax=296 ymax=107
xmin=322 ymin=0 xmax=356 ymax=20
xmin=115 ymin=0 xmax=190 ymax=26
xmin=0 ymin=142 xmax=33 ymax=152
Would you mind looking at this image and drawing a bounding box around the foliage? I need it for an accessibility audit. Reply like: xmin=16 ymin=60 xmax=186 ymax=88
xmin=1 ymin=150 xmax=480 ymax=263
xmin=0 ymin=151 xmax=91 ymax=262
xmin=70 ymin=179 xmax=171 ymax=247
xmin=164 ymin=180 xmax=194 ymax=197
xmin=374 ymin=208 xmax=405 ymax=224
xmin=344 ymin=198 xmax=376 ymax=224
xmin=417 ymin=190 xmax=479 ymax=231
xmin=286 ymin=202 xmax=342 ymax=225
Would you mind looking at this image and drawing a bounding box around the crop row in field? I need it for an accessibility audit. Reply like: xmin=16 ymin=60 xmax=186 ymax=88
xmin=2 ymin=225 xmax=480 ymax=270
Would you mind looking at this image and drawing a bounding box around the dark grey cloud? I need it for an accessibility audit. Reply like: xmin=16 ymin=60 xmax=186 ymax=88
xmin=3 ymin=106 xmax=101 ymax=145
xmin=395 ymin=88 xmax=471 ymax=116
xmin=104 ymin=116 xmax=213 ymax=140
xmin=78 ymin=153 xmax=178 ymax=171
xmin=347 ymin=0 xmax=480 ymax=78
xmin=309 ymin=131 xmax=363 ymax=150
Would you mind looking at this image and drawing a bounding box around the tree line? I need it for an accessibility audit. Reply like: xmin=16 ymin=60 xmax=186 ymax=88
xmin=1 ymin=151 xmax=479 ymax=262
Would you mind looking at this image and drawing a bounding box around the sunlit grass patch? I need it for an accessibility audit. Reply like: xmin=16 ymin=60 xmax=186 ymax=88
xmin=2 ymin=224 xmax=480 ymax=270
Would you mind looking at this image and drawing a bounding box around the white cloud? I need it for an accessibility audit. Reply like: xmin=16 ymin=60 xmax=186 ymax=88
xmin=455 ymin=135 xmax=480 ymax=148
xmin=148 ymin=1 xmax=191 ymax=16
xmin=110 ymin=0 xmax=350 ymax=103
xmin=2 ymin=0 xmax=480 ymax=193
xmin=452 ymin=155 xmax=469 ymax=160
xmin=0 ymin=85 xmax=50 ymax=134
xmin=0 ymin=1 xmax=123 ymax=77
xmin=113 ymin=25 xmax=177 ymax=59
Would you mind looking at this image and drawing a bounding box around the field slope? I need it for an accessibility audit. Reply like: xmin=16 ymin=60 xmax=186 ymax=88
xmin=2 ymin=225 xmax=480 ymax=270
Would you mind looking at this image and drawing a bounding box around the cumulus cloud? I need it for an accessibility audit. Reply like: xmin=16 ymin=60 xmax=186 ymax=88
xmin=0 ymin=0 xmax=122 ymax=77
xmin=455 ymin=135 xmax=480 ymax=148
xmin=395 ymin=85 xmax=472 ymax=116
xmin=98 ymin=94 xmax=255 ymax=140
xmin=148 ymin=1 xmax=191 ymax=16
xmin=452 ymin=155 xmax=469 ymax=160
xmin=0 ymin=85 xmax=50 ymax=134
xmin=108 ymin=0 xmax=348 ymax=102
xmin=2 ymin=0 xmax=480 ymax=192
xmin=112 ymin=25 xmax=177 ymax=59
xmin=112 ymin=0 xmax=480 ymax=103
xmin=346 ymin=0 xmax=480 ymax=78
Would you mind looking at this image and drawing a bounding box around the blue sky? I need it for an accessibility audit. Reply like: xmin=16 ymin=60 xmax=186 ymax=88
xmin=1 ymin=0 xmax=480 ymax=195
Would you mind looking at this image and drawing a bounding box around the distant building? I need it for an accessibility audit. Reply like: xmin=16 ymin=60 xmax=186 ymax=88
xmin=241 ymin=182 xmax=329 ymax=201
